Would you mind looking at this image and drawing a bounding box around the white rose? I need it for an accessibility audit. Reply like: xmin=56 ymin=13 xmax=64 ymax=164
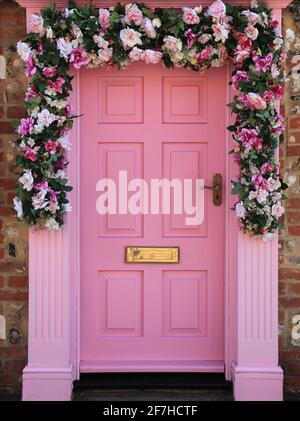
xmin=143 ymin=18 xmax=156 ymax=39
xmin=163 ymin=35 xmax=182 ymax=53
xmin=120 ymin=28 xmax=143 ymax=49
xmin=235 ymin=202 xmax=246 ymax=218
xmin=32 ymin=190 xmax=48 ymax=210
xmin=58 ymin=135 xmax=71 ymax=150
xmin=13 ymin=197 xmax=23 ymax=219
xmin=56 ymin=38 xmax=73 ymax=60
xmin=152 ymin=18 xmax=161 ymax=28
xmin=19 ymin=169 xmax=34 ymax=192
xmin=17 ymin=41 xmax=31 ymax=61
xmin=271 ymin=203 xmax=285 ymax=218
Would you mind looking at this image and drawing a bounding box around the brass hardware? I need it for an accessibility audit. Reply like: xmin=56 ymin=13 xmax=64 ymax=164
xmin=204 ymin=173 xmax=222 ymax=206
xmin=126 ymin=247 xmax=179 ymax=263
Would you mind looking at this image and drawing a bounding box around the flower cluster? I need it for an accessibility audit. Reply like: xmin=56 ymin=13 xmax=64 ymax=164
xmin=14 ymin=1 xmax=286 ymax=238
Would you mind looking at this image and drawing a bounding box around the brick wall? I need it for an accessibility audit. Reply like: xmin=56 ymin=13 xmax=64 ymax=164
xmin=0 ymin=0 xmax=28 ymax=393
xmin=279 ymin=4 xmax=300 ymax=394
xmin=0 ymin=0 xmax=299 ymax=395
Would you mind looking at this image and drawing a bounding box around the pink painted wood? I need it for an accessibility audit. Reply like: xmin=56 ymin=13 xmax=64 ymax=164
xmin=80 ymin=64 xmax=226 ymax=371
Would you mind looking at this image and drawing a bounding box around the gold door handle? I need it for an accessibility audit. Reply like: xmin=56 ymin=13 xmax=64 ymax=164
xmin=204 ymin=173 xmax=222 ymax=206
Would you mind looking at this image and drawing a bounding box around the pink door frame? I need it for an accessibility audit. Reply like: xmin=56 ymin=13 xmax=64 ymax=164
xmin=16 ymin=0 xmax=291 ymax=401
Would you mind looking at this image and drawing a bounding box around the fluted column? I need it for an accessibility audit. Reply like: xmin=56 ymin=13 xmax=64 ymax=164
xmin=22 ymin=229 xmax=73 ymax=400
xmin=233 ymin=233 xmax=283 ymax=400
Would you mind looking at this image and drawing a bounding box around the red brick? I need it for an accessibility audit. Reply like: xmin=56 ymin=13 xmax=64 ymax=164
xmin=0 ymin=275 xmax=4 ymax=288
xmin=0 ymin=290 xmax=28 ymax=301
xmin=0 ymin=248 xmax=4 ymax=259
xmin=7 ymin=106 xmax=26 ymax=119
xmin=0 ymin=121 xmax=15 ymax=134
xmin=289 ymin=283 xmax=300 ymax=295
xmin=286 ymin=364 xmax=300 ymax=375
xmin=6 ymin=192 xmax=16 ymax=205
xmin=0 ymin=262 xmax=25 ymax=272
xmin=0 ymin=106 xmax=4 ymax=118
xmin=0 ymin=346 xmax=26 ymax=359
xmin=278 ymin=297 xmax=300 ymax=307
xmin=280 ymin=351 xmax=300 ymax=361
xmin=0 ymin=27 xmax=26 ymax=39
xmin=279 ymin=269 xmax=300 ymax=281
xmin=289 ymin=132 xmax=300 ymax=144
xmin=8 ymin=276 xmax=27 ymax=288
xmin=279 ymin=282 xmax=287 ymax=296
xmin=4 ymin=360 xmax=26 ymax=372
xmin=289 ymin=117 xmax=300 ymax=129
xmin=287 ymin=198 xmax=300 ymax=209
xmin=0 ymin=178 xmax=17 ymax=190
xmin=287 ymin=145 xmax=300 ymax=156
xmin=288 ymin=226 xmax=300 ymax=236
xmin=0 ymin=219 xmax=3 ymax=230
xmin=0 ymin=206 xmax=14 ymax=217
xmin=286 ymin=210 xmax=300 ymax=224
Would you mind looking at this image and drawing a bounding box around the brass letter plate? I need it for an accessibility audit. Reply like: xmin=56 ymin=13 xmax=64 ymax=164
xmin=126 ymin=247 xmax=179 ymax=263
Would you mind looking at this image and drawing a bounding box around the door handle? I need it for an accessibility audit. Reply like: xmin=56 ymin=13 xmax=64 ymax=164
xmin=204 ymin=173 xmax=222 ymax=206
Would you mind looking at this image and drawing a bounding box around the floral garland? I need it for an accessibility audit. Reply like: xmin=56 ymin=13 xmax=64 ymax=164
xmin=14 ymin=1 xmax=287 ymax=238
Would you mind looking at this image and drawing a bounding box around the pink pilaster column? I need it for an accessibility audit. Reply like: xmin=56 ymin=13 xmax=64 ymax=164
xmin=22 ymin=229 xmax=73 ymax=401
xmin=233 ymin=233 xmax=283 ymax=401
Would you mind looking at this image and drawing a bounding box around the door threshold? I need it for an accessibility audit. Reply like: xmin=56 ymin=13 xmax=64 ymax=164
xmin=80 ymin=360 xmax=224 ymax=373
xmin=74 ymin=372 xmax=230 ymax=391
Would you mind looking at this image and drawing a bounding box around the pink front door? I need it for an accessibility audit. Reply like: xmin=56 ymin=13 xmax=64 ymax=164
xmin=80 ymin=63 xmax=226 ymax=372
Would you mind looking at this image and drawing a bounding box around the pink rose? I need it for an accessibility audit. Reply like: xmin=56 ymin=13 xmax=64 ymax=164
xmin=238 ymin=128 xmax=262 ymax=150
xmin=35 ymin=180 xmax=48 ymax=191
xmin=253 ymin=53 xmax=273 ymax=73
xmin=207 ymin=0 xmax=226 ymax=19
xmin=182 ymin=8 xmax=200 ymax=25
xmin=48 ymin=76 xmax=65 ymax=94
xmin=261 ymin=162 xmax=273 ymax=174
xmin=124 ymin=4 xmax=143 ymax=26
xmin=271 ymin=84 xmax=284 ymax=100
xmin=231 ymin=70 xmax=249 ymax=89
xmin=24 ymin=145 xmax=40 ymax=161
xmin=196 ymin=45 xmax=213 ymax=61
xmin=42 ymin=66 xmax=57 ymax=78
xmin=25 ymin=56 xmax=37 ymax=78
xmin=30 ymin=14 xmax=44 ymax=35
xmin=272 ymin=113 xmax=285 ymax=133
xmin=212 ymin=23 xmax=229 ymax=43
xmin=25 ymin=85 xmax=38 ymax=102
xmin=242 ymin=93 xmax=267 ymax=110
xmin=184 ymin=29 xmax=196 ymax=48
xmin=241 ymin=11 xmax=261 ymax=26
xmin=198 ymin=34 xmax=211 ymax=44
xmin=143 ymin=49 xmax=162 ymax=64
xmin=18 ymin=117 xmax=34 ymax=137
xmin=252 ymin=174 xmax=268 ymax=190
xmin=263 ymin=91 xmax=274 ymax=103
xmin=129 ymin=47 xmax=144 ymax=62
xmin=45 ymin=140 xmax=59 ymax=155
xmin=99 ymin=8 xmax=111 ymax=30
xmin=245 ymin=25 xmax=258 ymax=40
xmin=233 ymin=39 xmax=252 ymax=64
xmin=70 ymin=48 xmax=90 ymax=69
